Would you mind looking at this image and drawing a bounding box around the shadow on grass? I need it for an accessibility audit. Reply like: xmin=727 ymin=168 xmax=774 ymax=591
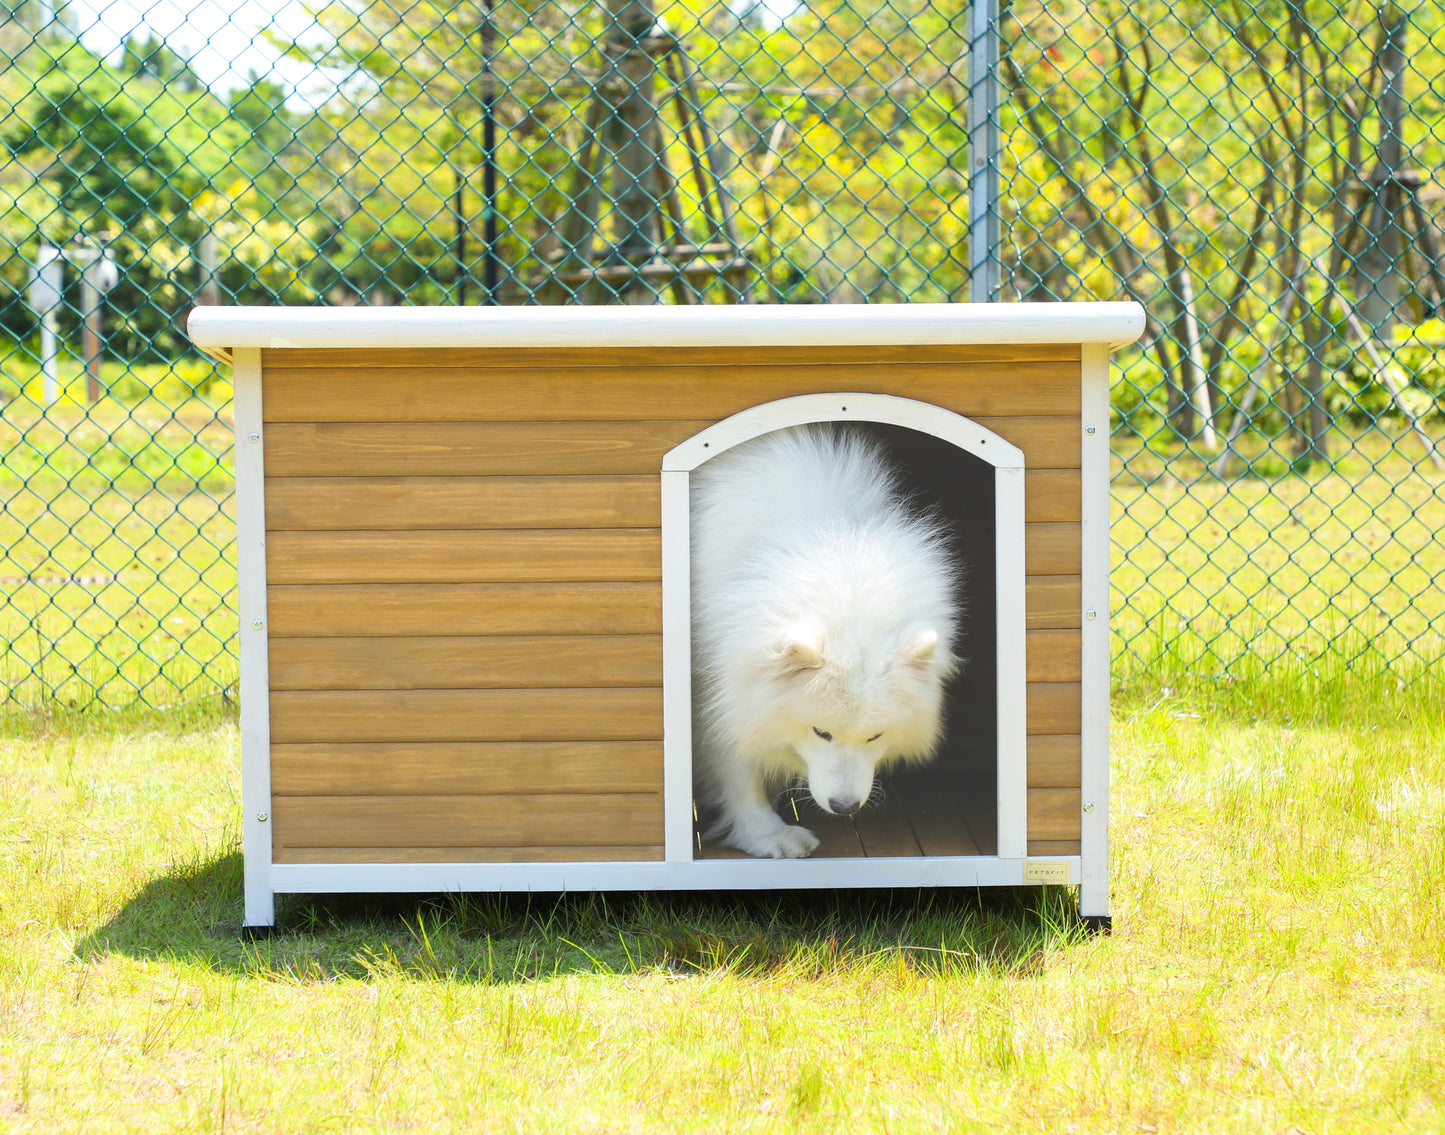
xmin=79 ymin=848 xmax=1098 ymax=984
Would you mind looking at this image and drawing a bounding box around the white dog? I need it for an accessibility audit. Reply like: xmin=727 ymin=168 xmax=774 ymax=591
xmin=690 ymin=424 xmax=959 ymax=859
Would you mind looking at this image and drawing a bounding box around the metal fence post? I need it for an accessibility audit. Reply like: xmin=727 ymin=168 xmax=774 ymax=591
xmin=968 ymin=0 xmax=999 ymax=304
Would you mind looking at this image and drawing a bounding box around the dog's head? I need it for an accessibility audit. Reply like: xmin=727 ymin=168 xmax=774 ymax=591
xmin=766 ymin=620 xmax=955 ymax=816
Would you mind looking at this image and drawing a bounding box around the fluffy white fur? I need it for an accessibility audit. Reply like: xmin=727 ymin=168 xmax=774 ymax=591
xmin=690 ymin=424 xmax=959 ymax=859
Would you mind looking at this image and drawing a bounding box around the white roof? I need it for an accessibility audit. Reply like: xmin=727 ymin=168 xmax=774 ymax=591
xmin=188 ymin=301 xmax=1145 ymax=354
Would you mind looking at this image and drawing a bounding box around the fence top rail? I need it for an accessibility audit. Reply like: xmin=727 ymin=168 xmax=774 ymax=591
xmin=187 ymin=302 xmax=1146 ymax=356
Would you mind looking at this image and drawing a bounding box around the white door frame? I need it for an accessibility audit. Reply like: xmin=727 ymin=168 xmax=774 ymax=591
xmin=660 ymin=392 xmax=1029 ymax=864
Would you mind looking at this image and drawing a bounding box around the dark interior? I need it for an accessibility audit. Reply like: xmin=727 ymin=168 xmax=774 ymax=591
xmin=870 ymin=422 xmax=998 ymax=855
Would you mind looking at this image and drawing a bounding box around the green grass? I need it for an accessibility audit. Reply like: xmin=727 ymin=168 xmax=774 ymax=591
xmin=0 ymin=671 xmax=1442 ymax=1131
xmin=1109 ymin=426 xmax=1445 ymax=693
xmin=1 ymin=374 xmax=238 ymax=710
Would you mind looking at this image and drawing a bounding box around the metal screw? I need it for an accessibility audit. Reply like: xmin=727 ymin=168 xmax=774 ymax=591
xmin=248 ymin=432 xmax=260 ymax=443
xmin=1085 ymin=424 xmax=1097 ymax=435
xmin=251 ymin=618 xmax=263 ymax=630
xmin=1085 ymin=609 xmax=1098 ymax=621
xmin=1083 ymin=802 xmax=1095 ymax=814
xmin=256 ymin=812 xmax=269 ymax=823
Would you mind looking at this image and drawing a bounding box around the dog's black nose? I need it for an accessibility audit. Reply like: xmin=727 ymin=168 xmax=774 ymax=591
xmin=828 ymin=796 xmax=861 ymax=816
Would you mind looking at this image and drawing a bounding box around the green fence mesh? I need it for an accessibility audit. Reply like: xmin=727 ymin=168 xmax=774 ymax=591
xmin=1 ymin=0 xmax=1442 ymax=710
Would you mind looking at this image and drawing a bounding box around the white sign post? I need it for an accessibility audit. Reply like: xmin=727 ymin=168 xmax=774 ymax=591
xmin=66 ymin=236 xmax=118 ymax=402
xmin=29 ymin=244 xmax=64 ymax=406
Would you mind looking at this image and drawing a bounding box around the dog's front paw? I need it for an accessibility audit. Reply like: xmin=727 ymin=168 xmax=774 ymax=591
xmin=728 ymin=816 xmax=820 ymax=859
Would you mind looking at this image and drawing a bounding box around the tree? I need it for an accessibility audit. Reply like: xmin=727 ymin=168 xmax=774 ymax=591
xmin=119 ymin=33 xmax=204 ymax=92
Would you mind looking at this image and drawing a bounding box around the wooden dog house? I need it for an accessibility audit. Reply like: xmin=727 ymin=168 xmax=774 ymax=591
xmin=188 ymin=302 xmax=1144 ymax=933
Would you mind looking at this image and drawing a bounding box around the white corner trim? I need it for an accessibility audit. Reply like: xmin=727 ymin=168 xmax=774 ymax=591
xmin=993 ymin=464 xmax=1028 ymax=859
xmin=1079 ymin=343 xmax=1112 ymax=919
xmin=232 ymin=348 xmax=275 ymax=929
xmin=660 ymin=469 xmax=695 ymax=863
xmin=188 ymin=301 xmax=1146 ymax=353
xmin=663 ymin=392 xmax=1024 ymax=471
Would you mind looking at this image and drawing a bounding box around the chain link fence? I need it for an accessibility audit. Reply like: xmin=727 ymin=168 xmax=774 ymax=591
xmin=2 ymin=0 xmax=1442 ymax=710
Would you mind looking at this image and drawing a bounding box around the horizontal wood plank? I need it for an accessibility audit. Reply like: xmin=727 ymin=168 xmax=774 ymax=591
xmin=269 ymin=687 xmax=664 ymax=744
xmin=1025 ymin=576 xmax=1082 ymax=629
xmin=264 ymin=420 xmax=710 ymax=477
xmin=269 ymin=634 xmax=662 ymax=691
xmin=272 ymin=793 xmax=663 ymax=850
xmin=1025 ymin=629 xmax=1081 ymax=683
xmin=267 ymin=582 xmax=661 ymax=638
xmin=1027 ymin=735 xmax=1082 ymax=789
xmin=262 ymin=344 xmax=1083 ymax=370
xmin=1024 ymin=469 xmax=1082 ymax=523
xmin=266 ymin=528 xmax=661 ymax=585
xmin=261 ymin=361 xmax=1084 ymax=423
xmin=978 ymin=417 xmax=1081 ymax=468
xmin=1026 ymin=840 xmax=1081 ymax=857
xmin=271 ymin=740 xmax=663 ymax=796
xmin=274 ymin=845 xmax=665 ymax=863
xmin=261 ymin=416 xmax=1083 ymax=477
xmin=1027 ymin=683 xmax=1082 ymax=735
xmin=1027 ymin=787 xmax=1082 ymax=841
xmin=1024 ymin=523 xmax=1082 ymax=576
xmin=266 ymin=476 xmax=658 ymax=532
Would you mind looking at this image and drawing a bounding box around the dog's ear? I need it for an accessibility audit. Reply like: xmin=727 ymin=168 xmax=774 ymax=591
xmin=902 ymin=627 xmax=940 ymax=666
xmin=770 ymin=625 xmax=825 ymax=674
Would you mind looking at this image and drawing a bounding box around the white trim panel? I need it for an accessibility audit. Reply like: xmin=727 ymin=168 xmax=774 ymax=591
xmin=664 ymin=392 xmax=1023 ymax=472
xmin=232 ymin=348 xmax=275 ymax=929
xmin=189 ymin=301 xmax=1145 ymax=353
xmin=1079 ymin=343 xmax=1112 ymax=919
xmin=271 ymin=856 xmax=1082 ymax=894
xmin=993 ymin=465 xmax=1028 ymax=858
xmin=660 ymin=469 xmax=695 ymax=863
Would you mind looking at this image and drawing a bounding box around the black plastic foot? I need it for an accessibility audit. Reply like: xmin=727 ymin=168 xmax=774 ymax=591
xmin=241 ymin=924 xmax=277 ymax=941
xmin=1081 ymin=914 xmax=1112 ymax=935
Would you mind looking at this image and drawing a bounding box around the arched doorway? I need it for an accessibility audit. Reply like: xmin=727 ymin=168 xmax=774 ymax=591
xmin=660 ymin=393 xmax=1028 ymax=864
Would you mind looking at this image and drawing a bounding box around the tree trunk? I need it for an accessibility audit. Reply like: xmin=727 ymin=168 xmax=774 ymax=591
xmin=603 ymin=0 xmax=663 ymax=303
xmin=1356 ymin=2 xmax=1408 ymax=339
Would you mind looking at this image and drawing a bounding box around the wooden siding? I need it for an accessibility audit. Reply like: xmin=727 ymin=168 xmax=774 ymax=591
xmin=262 ymin=343 xmax=1085 ymax=861
xmin=260 ymin=360 xmax=1082 ymax=423
xmin=266 ymin=582 xmax=661 ymax=638
xmin=262 ymin=415 xmax=1083 ymax=477
xmin=269 ymin=688 xmax=664 ymax=744
xmin=272 ymin=795 xmax=663 ymax=857
xmin=266 ymin=475 xmax=658 ymax=531
xmin=271 ymin=741 xmax=663 ymax=795
xmin=269 ymin=635 xmax=662 ymax=691
xmin=266 ymin=529 xmax=660 ymax=585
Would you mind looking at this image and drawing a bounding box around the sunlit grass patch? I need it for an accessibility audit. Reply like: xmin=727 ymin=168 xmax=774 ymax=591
xmin=1 ymin=670 xmax=1442 ymax=1130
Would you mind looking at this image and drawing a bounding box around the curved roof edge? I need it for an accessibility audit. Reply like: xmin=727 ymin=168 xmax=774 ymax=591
xmin=188 ymin=301 xmax=1145 ymax=352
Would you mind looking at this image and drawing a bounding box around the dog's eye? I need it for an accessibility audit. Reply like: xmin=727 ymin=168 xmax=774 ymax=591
xmin=867 ymin=732 xmax=883 ymax=743
xmin=812 ymin=727 xmax=832 ymax=741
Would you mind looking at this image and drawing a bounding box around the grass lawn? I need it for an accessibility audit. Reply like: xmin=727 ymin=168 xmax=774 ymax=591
xmin=0 ymin=673 xmax=1442 ymax=1132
